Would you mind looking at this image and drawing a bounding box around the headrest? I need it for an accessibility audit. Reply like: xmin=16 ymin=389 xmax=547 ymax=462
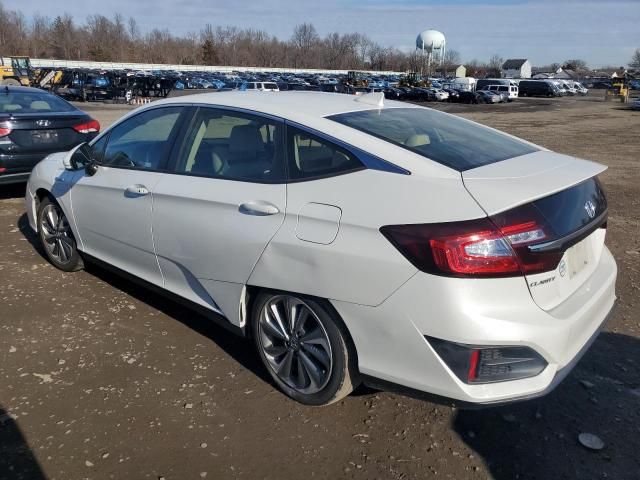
xmin=229 ymin=125 xmax=265 ymax=157
xmin=405 ymin=133 xmax=430 ymax=147
xmin=30 ymin=101 xmax=51 ymax=110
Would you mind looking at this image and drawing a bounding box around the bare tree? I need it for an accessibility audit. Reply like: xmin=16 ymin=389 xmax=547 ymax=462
xmin=442 ymin=49 xmax=461 ymax=76
xmin=563 ymin=59 xmax=588 ymax=71
xmin=630 ymin=48 xmax=640 ymax=69
xmin=487 ymin=54 xmax=503 ymax=77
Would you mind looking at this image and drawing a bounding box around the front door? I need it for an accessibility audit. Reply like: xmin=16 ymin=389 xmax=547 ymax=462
xmin=70 ymin=106 xmax=187 ymax=287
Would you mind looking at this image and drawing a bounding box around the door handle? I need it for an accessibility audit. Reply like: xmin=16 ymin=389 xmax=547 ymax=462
xmin=125 ymin=184 xmax=150 ymax=197
xmin=239 ymin=201 xmax=280 ymax=216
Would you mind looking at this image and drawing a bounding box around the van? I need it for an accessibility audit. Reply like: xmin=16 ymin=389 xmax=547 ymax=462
xmin=450 ymin=77 xmax=476 ymax=92
xmin=518 ymin=80 xmax=562 ymax=97
xmin=486 ymin=84 xmax=518 ymax=101
xmin=475 ymin=78 xmax=516 ymax=91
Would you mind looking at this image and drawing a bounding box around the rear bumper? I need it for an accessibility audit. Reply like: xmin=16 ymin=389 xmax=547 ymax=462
xmin=362 ymin=303 xmax=614 ymax=408
xmin=0 ymin=171 xmax=30 ymax=185
xmin=0 ymin=152 xmax=49 ymax=177
xmin=332 ymin=246 xmax=617 ymax=405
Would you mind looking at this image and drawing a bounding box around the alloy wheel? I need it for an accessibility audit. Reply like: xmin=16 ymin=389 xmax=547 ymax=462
xmin=40 ymin=203 xmax=75 ymax=265
xmin=258 ymin=295 xmax=333 ymax=394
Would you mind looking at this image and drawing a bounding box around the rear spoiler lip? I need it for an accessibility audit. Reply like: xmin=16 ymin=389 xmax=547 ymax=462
xmin=528 ymin=209 xmax=608 ymax=254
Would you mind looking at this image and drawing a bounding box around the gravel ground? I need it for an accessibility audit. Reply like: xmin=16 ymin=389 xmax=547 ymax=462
xmin=0 ymin=93 xmax=639 ymax=480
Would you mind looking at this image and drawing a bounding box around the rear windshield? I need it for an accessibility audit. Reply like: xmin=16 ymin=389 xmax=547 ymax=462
xmin=328 ymin=107 xmax=538 ymax=171
xmin=0 ymin=91 xmax=75 ymax=114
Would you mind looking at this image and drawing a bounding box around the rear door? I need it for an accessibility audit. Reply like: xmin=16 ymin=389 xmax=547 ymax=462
xmin=151 ymin=106 xmax=286 ymax=318
xmin=462 ymin=151 xmax=608 ymax=310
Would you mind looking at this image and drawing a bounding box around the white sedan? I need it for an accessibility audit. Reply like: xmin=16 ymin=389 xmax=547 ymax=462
xmin=26 ymin=91 xmax=616 ymax=406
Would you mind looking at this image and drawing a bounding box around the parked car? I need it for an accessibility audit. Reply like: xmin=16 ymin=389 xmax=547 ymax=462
xmin=0 ymin=86 xmax=99 ymax=185
xmin=429 ymin=88 xmax=449 ymax=101
xmin=475 ymin=90 xmax=502 ymax=103
xmin=631 ymin=97 xmax=640 ymax=110
xmin=486 ymin=84 xmax=518 ymax=101
xmin=244 ymin=82 xmax=279 ymax=92
xmin=518 ymin=80 xmax=562 ymax=97
xmin=573 ymin=82 xmax=589 ymax=96
xmin=26 ymin=92 xmax=616 ymax=406
xmin=453 ymin=91 xmax=479 ymax=104
xmin=588 ymin=81 xmax=612 ymax=89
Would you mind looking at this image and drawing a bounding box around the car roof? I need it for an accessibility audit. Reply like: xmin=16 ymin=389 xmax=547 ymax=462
xmin=159 ymin=91 xmax=415 ymax=123
xmin=1 ymin=85 xmax=53 ymax=95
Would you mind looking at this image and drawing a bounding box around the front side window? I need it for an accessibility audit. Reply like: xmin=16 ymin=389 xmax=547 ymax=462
xmin=174 ymin=108 xmax=285 ymax=182
xmin=329 ymin=107 xmax=538 ymax=171
xmin=102 ymin=107 xmax=182 ymax=170
xmin=287 ymin=127 xmax=364 ymax=180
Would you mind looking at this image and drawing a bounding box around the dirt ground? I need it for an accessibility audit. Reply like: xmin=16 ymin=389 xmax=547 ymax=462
xmin=1 ymin=93 xmax=639 ymax=480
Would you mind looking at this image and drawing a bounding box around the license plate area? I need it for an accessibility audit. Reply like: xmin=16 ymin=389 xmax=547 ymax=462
xmin=32 ymin=130 xmax=59 ymax=144
xmin=564 ymin=238 xmax=592 ymax=279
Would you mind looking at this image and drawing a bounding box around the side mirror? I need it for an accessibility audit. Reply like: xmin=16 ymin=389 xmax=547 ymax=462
xmin=65 ymin=143 xmax=98 ymax=176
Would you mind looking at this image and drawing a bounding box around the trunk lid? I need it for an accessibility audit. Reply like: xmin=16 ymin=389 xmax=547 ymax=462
xmin=0 ymin=112 xmax=89 ymax=155
xmin=463 ymin=151 xmax=608 ymax=311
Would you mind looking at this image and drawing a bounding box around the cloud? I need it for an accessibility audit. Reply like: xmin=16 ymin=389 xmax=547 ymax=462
xmin=7 ymin=0 xmax=640 ymax=66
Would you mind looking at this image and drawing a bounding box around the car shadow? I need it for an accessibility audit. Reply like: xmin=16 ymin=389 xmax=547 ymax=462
xmin=0 ymin=405 xmax=47 ymax=480
xmin=82 ymin=259 xmax=275 ymax=386
xmin=16 ymin=211 xmax=274 ymax=388
xmin=453 ymin=331 xmax=640 ymax=480
xmin=0 ymin=182 xmax=26 ymax=200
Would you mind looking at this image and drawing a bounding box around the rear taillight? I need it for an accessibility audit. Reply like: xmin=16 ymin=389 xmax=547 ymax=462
xmin=381 ymin=206 xmax=562 ymax=278
xmin=72 ymin=119 xmax=100 ymax=134
xmin=0 ymin=127 xmax=11 ymax=137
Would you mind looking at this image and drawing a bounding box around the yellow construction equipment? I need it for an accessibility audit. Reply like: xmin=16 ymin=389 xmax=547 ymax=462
xmin=399 ymin=72 xmax=431 ymax=88
xmin=605 ymin=75 xmax=630 ymax=103
xmin=0 ymin=56 xmax=34 ymax=86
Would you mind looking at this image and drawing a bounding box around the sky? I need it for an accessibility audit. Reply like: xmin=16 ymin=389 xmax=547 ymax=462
xmin=7 ymin=0 xmax=640 ymax=67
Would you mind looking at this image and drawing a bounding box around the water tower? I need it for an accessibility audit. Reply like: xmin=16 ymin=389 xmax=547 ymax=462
xmin=416 ymin=29 xmax=446 ymax=75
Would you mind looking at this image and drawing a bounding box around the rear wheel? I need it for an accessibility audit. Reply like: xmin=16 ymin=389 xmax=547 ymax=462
xmin=1 ymin=78 xmax=20 ymax=86
xmin=37 ymin=197 xmax=84 ymax=272
xmin=252 ymin=292 xmax=358 ymax=405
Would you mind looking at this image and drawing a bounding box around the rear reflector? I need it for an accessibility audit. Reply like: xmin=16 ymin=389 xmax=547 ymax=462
xmin=427 ymin=337 xmax=548 ymax=384
xmin=72 ymin=119 xmax=100 ymax=134
xmin=0 ymin=127 xmax=11 ymax=137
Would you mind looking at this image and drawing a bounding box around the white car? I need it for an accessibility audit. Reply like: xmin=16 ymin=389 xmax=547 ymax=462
xmin=25 ymin=92 xmax=616 ymax=406
xmin=429 ymin=88 xmax=449 ymax=101
xmin=244 ymin=81 xmax=279 ymax=92
xmin=573 ymin=82 xmax=589 ymax=96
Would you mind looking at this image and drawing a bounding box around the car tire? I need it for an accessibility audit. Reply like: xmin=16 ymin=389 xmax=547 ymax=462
xmin=37 ymin=196 xmax=84 ymax=272
xmin=251 ymin=291 xmax=359 ymax=406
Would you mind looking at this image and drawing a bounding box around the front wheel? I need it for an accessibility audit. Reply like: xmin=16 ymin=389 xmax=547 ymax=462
xmin=252 ymin=292 xmax=358 ymax=405
xmin=37 ymin=197 xmax=84 ymax=272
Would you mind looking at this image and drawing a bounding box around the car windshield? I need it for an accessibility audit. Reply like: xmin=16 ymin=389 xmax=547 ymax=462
xmin=328 ymin=107 xmax=539 ymax=171
xmin=0 ymin=91 xmax=75 ymax=114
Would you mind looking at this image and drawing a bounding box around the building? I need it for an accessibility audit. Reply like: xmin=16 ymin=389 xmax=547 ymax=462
xmin=554 ymin=68 xmax=577 ymax=80
xmin=454 ymin=65 xmax=466 ymax=78
xmin=501 ymin=59 xmax=531 ymax=79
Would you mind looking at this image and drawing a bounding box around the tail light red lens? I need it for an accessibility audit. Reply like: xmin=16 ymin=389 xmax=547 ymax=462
xmin=72 ymin=119 xmax=100 ymax=134
xmin=0 ymin=127 xmax=11 ymax=137
xmin=380 ymin=205 xmax=563 ymax=278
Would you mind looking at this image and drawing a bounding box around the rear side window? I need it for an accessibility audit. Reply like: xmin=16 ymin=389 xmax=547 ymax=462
xmin=174 ymin=107 xmax=285 ymax=182
xmin=329 ymin=108 xmax=538 ymax=171
xmin=287 ymin=127 xmax=364 ymax=180
xmin=0 ymin=92 xmax=75 ymax=113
